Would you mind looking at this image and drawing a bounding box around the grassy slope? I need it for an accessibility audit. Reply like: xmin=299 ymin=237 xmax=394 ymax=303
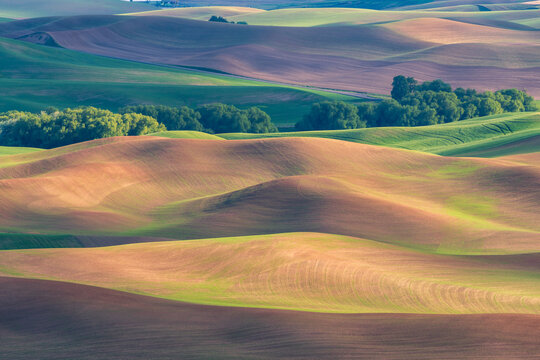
xmin=0 ymin=233 xmax=82 ymax=250
xmin=0 ymin=36 xmax=355 ymax=126
xmin=220 ymin=112 xmax=540 ymax=157
xmin=0 ymin=145 xmax=42 ymax=156
xmin=0 ymin=232 xmax=538 ymax=314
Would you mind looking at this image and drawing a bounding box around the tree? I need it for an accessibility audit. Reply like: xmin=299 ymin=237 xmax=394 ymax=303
xmin=357 ymin=102 xmax=378 ymax=127
xmin=477 ymin=97 xmax=503 ymax=116
xmin=414 ymin=107 xmax=438 ymax=126
xmin=0 ymin=107 xmax=163 ymax=148
xmin=123 ymin=113 xmax=166 ymax=135
xmin=120 ymin=105 xmax=204 ymax=131
xmin=417 ymin=79 xmax=452 ymax=93
xmin=376 ymin=99 xmax=411 ymax=127
xmin=295 ymin=101 xmax=364 ymax=130
xmin=300 ymin=76 xmax=536 ymax=130
xmin=198 ymin=104 xmax=250 ymax=133
xmin=245 ymin=107 xmax=278 ymax=133
xmin=391 ymin=75 xmax=417 ymax=101
xmin=209 ymin=16 xmax=229 ymax=23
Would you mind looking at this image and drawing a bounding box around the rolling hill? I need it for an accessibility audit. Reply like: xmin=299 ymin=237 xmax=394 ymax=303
xmin=140 ymin=6 xmax=540 ymax=27
xmin=2 ymin=14 xmax=537 ymax=97
xmin=2 ymin=277 xmax=539 ymax=360
xmin=0 ymin=136 xmax=538 ymax=254
xmin=0 ymin=36 xmax=355 ymax=126
xmin=1 ymin=2 xmax=538 ymax=358
xmin=221 ymin=111 xmax=540 ymax=157
xmin=1 ymin=233 xmax=539 ymax=313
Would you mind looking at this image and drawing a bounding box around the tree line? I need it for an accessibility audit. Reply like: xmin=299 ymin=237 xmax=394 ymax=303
xmin=296 ymin=76 xmax=537 ymax=130
xmin=0 ymin=104 xmax=277 ymax=148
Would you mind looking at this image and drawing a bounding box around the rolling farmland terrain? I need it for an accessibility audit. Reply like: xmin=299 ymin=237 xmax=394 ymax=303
xmin=3 ymin=277 xmax=539 ymax=360
xmin=0 ymin=133 xmax=539 ymax=357
xmin=0 ymin=0 xmax=539 ymax=359
xmin=1 ymin=10 xmax=538 ymax=96
xmin=0 ymin=36 xmax=357 ymax=126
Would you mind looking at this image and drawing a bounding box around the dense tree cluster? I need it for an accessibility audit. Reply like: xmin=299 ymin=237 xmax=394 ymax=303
xmin=198 ymin=104 xmax=277 ymax=133
xmin=0 ymin=104 xmax=277 ymax=148
xmin=296 ymin=76 xmax=537 ymax=130
xmin=0 ymin=107 xmax=164 ymax=148
xmin=295 ymin=101 xmax=365 ymax=130
xmin=119 ymin=105 xmax=203 ymax=132
xmin=120 ymin=104 xmax=277 ymax=134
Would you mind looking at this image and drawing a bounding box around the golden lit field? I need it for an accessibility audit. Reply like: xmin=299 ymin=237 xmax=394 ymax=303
xmin=1 ymin=232 xmax=539 ymax=314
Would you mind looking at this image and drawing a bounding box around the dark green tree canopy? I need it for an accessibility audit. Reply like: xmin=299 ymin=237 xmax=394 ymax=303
xmin=391 ymin=75 xmax=417 ymax=101
xmin=295 ymin=101 xmax=365 ymax=131
xmin=0 ymin=107 xmax=164 ymax=148
xmin=297 ymin=76 xmax=537 ymax=130
xmin=198 ymin=104 xmax=277 ymax=133
xmin=120 ymin=105 xmax=203 ymax=131
xmin=209 ymin=16 xmax=229 ymax=23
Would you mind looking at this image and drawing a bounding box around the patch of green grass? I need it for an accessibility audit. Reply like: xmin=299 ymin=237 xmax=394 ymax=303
xmin=429 ymin=160 xmax=483 ymax=178
xmin=0 ymin=146 xmax=42 ymax=156
xmin=0 ymin=233 xmax=83 ymax=250
xmin=220 ymin=112 xmax=540 ymax=157
xmin=446 ymin=195 xmax=498 ymax=218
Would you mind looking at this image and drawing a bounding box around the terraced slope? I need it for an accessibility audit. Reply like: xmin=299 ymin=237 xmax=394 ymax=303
xmin=1 ymin=233 xmax=539 ymax=313
xmin=222 ymin=112 xmax=540 ymax=157
xmin=2 ymin=15 xmax=538 ymax=96
xmin=0 ymin=36 xmax=353 ymax=125
xmin=3 ymin=277 xmax=539 ymax=360
xmin=0 ymin=136 xmax=538 ymax=254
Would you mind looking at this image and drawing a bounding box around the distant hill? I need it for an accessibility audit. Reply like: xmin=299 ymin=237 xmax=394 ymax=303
xmin=0 ymin=0 xmax=532 ymax=17
xmin=0 ymin=36 xmax=354 ymax=126
xmin=134 ymin=0 xmax=529 ymax=10
xmin=2 ymin=14 xmax=537 ymax=97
